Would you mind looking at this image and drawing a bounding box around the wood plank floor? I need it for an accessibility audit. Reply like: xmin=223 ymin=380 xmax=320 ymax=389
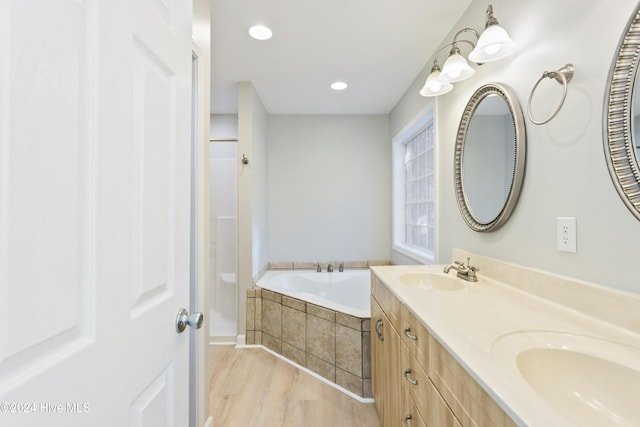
xmin=209 ymin=345 xmax=381 ymax=427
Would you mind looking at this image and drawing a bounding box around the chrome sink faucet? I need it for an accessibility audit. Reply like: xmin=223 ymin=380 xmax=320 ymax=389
xmin=327 ymin=264 xmax=334 ymax=272
xmin=443 ymin=257 xmax=479 ymax=282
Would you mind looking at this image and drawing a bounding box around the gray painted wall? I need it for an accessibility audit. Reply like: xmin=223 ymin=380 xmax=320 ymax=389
xmin=391 ymin=0 xmax=640 ymax=293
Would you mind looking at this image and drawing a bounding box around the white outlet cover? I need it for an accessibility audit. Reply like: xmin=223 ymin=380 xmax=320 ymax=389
xmin=557 ymin=217 xmax=577 ymax=253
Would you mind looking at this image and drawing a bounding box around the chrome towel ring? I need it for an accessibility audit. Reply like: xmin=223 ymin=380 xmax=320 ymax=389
xmin=527 ymin=64 xmax=575 ymax=125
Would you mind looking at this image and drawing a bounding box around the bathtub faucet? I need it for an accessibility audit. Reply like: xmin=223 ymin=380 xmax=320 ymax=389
xmin=327 ymin=264 xmax=334 ymax=273
xmin=339 ymin=263 xmax=344 ymax=272
xmin=315 ymin=263 xmax=322 ymax=272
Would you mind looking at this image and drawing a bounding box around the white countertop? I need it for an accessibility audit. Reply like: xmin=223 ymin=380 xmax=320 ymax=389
xmin=370 ymin=261 xmax=640 ymax=427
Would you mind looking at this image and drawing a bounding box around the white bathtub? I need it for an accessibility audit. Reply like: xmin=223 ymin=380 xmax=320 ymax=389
xmin=256 ymin=269 xmax=371 ymax=318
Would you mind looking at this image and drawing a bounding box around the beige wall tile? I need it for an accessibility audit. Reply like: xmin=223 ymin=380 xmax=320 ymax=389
xmin=361 ymin=318 xmax=371 ymax=332
xmin=269 ymin=262 xmax=294 ymax=270
xmin=362 ymin=331 xmax=371 ymax=379
xmin=282 ymin=306 xmax=306 ymax=350
xmin=246 ymin=288 xmax=256 ymax=297
xmin=307 ymin=354 xmax=336 ymax=382
xmin=255 ymin=297 xmax=262 ymax=331
xmin=307 ymin=315 xmax=335 ymax=364
xmin=363 ymin=379 xmax=372 ymax=398
xmin=246 ymin=331 xmax=255 ymax=345
xmin=282 ymin=295 xmax=306 ymax=312
xmin=293 ymin=262 xmax=317 ymax=270
xmin=246 ymin=297 xmax=255 ymax=331
xmin=336 ymin=312 xmax=361 ymax=330
xmin=336 ymin=368 xmax=363 ymax=397
xmin=262 ymin=299 xmax=282 ymax=338
xmin=255 ymin=331 xmax=262 ymax=345
xmin=282 ymin=342 xmax=307 ymax=367
xmin=344 ymin=261 xmax=368 ymax=269
xmin=307 ymin=304 xmax=336 ymax=322
xmin=336 ymin=324 xmax=362 ymax=377
xmin=262 ymin=289 xmax=282 ymax=304
xmin=261 ymin=332 xmax=282 ymax=354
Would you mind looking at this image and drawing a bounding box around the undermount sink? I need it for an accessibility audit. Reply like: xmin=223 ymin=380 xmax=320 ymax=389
xmin=492 ymin=331 xmax=640 ymax=426
xmin=518 ymin=348 xmax=640 ymax=426
xmin=397 ymin=272 xmax=468 ymax=291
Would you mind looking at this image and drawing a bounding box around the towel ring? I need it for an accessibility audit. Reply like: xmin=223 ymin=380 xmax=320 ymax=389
xmin=527 ymin=64 xmax=575 ymax=125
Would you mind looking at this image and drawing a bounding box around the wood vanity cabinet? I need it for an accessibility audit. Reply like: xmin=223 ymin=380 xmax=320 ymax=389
xmin=371 ymin=272 xmax=514 ymax=427
xmin=371 ymin=278 xmax=401 ymax=427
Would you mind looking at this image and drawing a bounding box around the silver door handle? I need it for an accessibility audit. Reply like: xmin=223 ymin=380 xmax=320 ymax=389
xmin=175 ymin=308 xmax=204 ymax=333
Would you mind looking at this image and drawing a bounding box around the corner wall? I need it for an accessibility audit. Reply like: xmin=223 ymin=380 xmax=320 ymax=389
xmin=391 ymin=0 xmax=640 ymax=293
xmin=237 ymin=82 xmax=269 ymax=336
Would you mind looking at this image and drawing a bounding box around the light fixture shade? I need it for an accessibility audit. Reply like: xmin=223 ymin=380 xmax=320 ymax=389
xmin=419 ymin=68 xmax=453 ymax=97
xmin=439 ymin=52 xmax=475 ymax=83
xmin=468 ymin=24 xmax=515 ymax=63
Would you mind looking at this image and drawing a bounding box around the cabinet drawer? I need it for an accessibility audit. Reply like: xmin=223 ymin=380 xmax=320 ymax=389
xmin=401 ymin=382 xmax=428 ymax=427
xmin=401 ymin=343 xmax=430 ymax=420
xmin=402 ymin=342 xmax=461 ymax=427
xmin=400 ymin=304 xmax=429 ymax=372
xmin=372 ymin=273 xmax=401 ymax=331
xmin=429 ymin=335 xmax=516 ymax=427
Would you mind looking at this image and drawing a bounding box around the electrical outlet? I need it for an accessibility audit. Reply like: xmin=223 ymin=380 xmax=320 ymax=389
xmin=557 ymin=217 xmax=577 ymax=253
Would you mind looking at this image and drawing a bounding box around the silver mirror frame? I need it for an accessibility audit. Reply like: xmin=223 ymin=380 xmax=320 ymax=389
xmin=604 ymin=4 xmax=640 ymax=222
xmin=454 ymin=83 xmax=527 ymax=232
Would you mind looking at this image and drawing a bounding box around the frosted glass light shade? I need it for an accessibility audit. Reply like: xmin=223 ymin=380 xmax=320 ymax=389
xmin=468 ymin=24 xmax=515 ymax=63
xmin=420 ymin=68 xmax=453 ymax=97
xmin=439 ymin=53 xmax=475 ymax=83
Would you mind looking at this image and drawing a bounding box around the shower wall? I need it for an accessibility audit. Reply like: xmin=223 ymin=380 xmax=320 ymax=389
xmin=209 ymin=141 xmax=237 ymax=339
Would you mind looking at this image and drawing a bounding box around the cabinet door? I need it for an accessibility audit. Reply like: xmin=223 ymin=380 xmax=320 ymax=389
xmin=371 ymin=296 xmax=402 ymax=427
xmin=371 ymin=297 xmax=386 ymax=422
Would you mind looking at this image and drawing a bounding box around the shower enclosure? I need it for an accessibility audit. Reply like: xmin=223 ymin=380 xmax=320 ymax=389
xmin=209 ymin=140 xmax=237 ymax=341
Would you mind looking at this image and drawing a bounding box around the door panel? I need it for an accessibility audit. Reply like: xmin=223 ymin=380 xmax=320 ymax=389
xmin=0 ymin=0 xmax=192 ymax=425
xmin=0 ymin=0 xmax=95 ymax=393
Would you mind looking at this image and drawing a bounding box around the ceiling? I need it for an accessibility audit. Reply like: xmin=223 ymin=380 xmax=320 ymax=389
xmin=210 ymin=0 xmax=473 ymax=115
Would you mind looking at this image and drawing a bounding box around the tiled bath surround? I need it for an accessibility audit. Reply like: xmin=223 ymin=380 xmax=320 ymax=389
xmin=245 ymin=261 xmax=390 ymax=397
xmin=246 ymin=288 xmax=372 ymax=397
xmin=245 ymin=261 xmax=388 ymax=398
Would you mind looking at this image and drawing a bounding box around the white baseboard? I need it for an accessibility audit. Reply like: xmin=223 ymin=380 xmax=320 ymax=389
xmin=236 ymin=334 xmax=246 ymax=346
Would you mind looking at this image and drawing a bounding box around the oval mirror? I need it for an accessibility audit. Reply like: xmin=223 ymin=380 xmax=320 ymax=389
xmin=454 ymin=83 xmax=526 ymax=232
xmin=604 ymin=4 xmax=640 ymax=221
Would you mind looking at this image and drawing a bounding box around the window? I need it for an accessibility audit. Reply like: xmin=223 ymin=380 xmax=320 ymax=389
xmin=393 ymin=108 xmax=436 ymax=263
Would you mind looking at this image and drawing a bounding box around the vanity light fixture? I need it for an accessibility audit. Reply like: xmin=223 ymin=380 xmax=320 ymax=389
xmin=468 ymin=5 xmax=516 ymax=63
xmin=419 ymin=63 xmax=453 ymax=97
xmin=248 ymin=24 xmax=273 ymax=40
xmin=420 ymin=4 xmax=515 ymax=97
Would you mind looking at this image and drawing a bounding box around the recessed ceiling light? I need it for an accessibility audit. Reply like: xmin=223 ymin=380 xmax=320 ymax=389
xmin=248 ymin=25 xmax=272 ymax=41
xmin=331 ymin=81 xmax=348 ymax=91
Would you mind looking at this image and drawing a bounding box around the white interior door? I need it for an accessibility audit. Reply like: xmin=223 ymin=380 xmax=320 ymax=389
xmin=0 ymin=1 xmax=193 ymax=426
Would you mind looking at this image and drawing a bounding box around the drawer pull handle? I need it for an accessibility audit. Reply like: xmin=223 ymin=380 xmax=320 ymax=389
xmin=404 ymin=368 xmax=418 ymax=385
xmin=375 ymin=318 xmax=384 ymax=341
xmin=404 ymin=414 xmax=412 ymax=427
xmin=404 ymin=327 xmax=418 ymax=340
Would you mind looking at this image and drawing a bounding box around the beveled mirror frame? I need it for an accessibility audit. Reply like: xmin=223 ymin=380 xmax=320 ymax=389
xmin=454 ymin=83 xmax=526 ymax=232
xmin=604 ymin=4 xmax=640 ymax=221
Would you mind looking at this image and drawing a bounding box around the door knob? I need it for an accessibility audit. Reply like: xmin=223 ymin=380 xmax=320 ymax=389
xmin=175 ymin=308 xmax=204 ymax=333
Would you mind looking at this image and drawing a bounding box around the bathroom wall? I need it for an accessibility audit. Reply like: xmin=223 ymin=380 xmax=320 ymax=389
xmin=391 ymin=0 xmax=640 ymax=293
xmin=237 ymin=82 xmax=269 ymax=336
xmin=268 ymin=115 xmax=391 ymax=263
